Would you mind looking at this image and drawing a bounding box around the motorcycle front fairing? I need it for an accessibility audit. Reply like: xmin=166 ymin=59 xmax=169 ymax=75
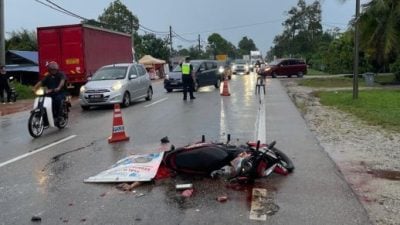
xmin=33 ymin=96 xmax=55 ymax=127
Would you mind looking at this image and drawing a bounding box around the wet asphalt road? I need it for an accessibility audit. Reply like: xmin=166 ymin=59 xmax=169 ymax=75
xmin=0 ymin=75 xmax=371 ymax=225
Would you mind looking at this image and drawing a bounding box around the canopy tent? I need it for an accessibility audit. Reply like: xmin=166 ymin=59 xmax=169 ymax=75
xmin=138 ymin=55 xmax=167 ymax=79
xmin=139 ymin=55 xmax=166 ymax=65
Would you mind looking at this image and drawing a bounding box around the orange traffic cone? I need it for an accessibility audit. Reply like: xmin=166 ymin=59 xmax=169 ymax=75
xmin=108 ymin=104 xmax=130 ymax=143
xmin=220 ymin=79 xmax=231 ymax=96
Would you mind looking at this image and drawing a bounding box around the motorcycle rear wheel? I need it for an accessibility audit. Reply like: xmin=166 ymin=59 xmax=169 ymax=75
xmin=271 ymin=147 xmax=295 ymax=173
xmin=28 ymin=112 xmax=44 ymax=138
xmin=56 ymin=104 xmax=69 ymax=129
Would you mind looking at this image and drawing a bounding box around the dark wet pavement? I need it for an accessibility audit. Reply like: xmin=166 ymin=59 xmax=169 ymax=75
xmin=0 ymin=75 xmax=371 ymax=225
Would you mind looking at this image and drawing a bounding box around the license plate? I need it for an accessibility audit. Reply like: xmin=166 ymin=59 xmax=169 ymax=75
xmin=89 ymin=94 xmax=102 ymax=99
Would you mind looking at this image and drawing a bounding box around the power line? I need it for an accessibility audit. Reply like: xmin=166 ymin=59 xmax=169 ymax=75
xmin=179 ymin=19 xmax=284 ymax=36
xmin=44 ymin=0 xmax=88 ymax=20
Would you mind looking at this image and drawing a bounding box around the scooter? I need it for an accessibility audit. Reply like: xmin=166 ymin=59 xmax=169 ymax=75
xmin=162 ymin=135 xmax=294 ymax=183
xmin=28 ymin=88 xmax=71 ymax=138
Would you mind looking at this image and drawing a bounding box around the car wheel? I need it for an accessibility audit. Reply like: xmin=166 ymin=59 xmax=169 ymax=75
xmin=229 ymin=75 xmax=231 ymax=80
xmin=288 ymin=74 xmax=292 ymax=78
xmin=272 ymin=72 xmax=277 ymax=78
xmin=81 ymin=105 xmax=90 ymax=110
xmin=297 ymin=71 xmax=304 ymax=78
xmin=214 ymin=79 xmax=221 ymax=89
xmin=145 ymin=87 xmax=153 ymax=101
xmin=166 ymin=88 xmax=173 ymax=93
xmin=122 ymin=92 xmax=130 ymax=108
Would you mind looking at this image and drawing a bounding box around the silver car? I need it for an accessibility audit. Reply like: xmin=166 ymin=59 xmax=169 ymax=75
xmin=79 ymin=63 xmax=153 ymax=110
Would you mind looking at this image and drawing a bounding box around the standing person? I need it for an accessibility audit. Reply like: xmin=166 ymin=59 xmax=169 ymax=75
xmin=0 ymin=65 xmax=12 ymax=104
xmin=181 ymin=58 xmax=196 ymax=100
xmin=32 ymin=61 xmax=66 ymax=121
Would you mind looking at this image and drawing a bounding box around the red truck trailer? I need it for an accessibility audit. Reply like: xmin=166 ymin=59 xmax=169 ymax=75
xmin=37 ymin=24 xmax=133 ymax=92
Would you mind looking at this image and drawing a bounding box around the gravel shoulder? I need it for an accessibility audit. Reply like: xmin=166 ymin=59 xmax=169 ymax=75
xmin=282 ymin=79 xmax=400 ymax=225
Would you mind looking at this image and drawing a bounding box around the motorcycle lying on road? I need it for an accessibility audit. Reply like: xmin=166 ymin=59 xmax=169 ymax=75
xmin=28 ymin=88 xmax=71 ymax=138
xmin=162 ymin=135 xmax=294 ymax=183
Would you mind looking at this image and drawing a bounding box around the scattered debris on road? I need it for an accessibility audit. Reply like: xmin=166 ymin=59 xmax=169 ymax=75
xmin=181 ymin=189 xmax=194 ymax=197
xmin=31 ymin=216 xmax=42 ymax=222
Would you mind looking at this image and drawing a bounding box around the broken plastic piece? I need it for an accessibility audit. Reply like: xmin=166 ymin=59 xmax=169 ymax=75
xmin=176 ymin=183 xmax=193 ymax=190
xmin=181 ymin=189 xmax=194 ymax=197
xmin=217 ymin=196 xmax=228 ymax=202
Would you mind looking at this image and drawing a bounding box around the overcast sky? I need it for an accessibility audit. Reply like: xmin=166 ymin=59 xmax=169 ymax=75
xmin=5 ymin=0 xmax=369 ymax=55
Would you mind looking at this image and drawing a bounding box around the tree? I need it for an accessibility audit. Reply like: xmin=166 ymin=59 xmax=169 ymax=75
xmin=267 ymin=0 xmax=323 ymax=61
xmin=207 ymin=33 xmax=236 ymax=58
xmin=6 ymin=29 xmax=37 ymax=51
xmin=359 ymin=0 xmax=400 ymax=71
xmin=98 ymin=0 xmax=139 ymax=34
xmin=238 ymin=36 xmax=257 ymax=57
xmin=134 ymin=34 xmax=170 ymax=60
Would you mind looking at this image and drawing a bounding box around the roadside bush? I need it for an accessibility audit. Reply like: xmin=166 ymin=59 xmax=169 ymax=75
xmin=11 ymin=81 xmax=34 ymax=99
xmin=389 ymin=58 xmax=400 ymax=81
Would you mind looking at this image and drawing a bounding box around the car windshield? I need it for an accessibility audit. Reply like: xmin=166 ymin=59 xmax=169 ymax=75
xmin=269 ymin=59 xmax=283 ymax=66
xmin=234 ymin=59 xmax=246 ymax=64
xmin=91 ymin=67 xmax=127 ymax=80
xmin=172 ymin=65 xmax=181 ymax=72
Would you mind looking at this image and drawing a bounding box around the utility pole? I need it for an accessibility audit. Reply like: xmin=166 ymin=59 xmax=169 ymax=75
xmin=353 ymin=0 xmax=360 ymax=100
xmin=198 ymin=34 xmax=201 ymax=52
xmin=169 ymin=26 xmax=173 ymax=53
xmin=0 ymin=0 xmax=5 ymax=66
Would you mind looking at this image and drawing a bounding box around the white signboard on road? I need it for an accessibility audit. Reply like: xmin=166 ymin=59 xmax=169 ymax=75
xmin=84 ymin=152 xmax=164 ymax=183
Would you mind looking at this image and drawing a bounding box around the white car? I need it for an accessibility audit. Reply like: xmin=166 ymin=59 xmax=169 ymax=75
xmin=79 ymin=63 xmax=153 ymax=110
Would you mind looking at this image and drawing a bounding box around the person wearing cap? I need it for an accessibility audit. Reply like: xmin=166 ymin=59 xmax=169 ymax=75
xmin=180 ymin=57 xmax=196 ymax=100
xmin=33 ymin=61 xmax=66 ymax=120
xmin=0 ymin=65 xmax=12 ymax=104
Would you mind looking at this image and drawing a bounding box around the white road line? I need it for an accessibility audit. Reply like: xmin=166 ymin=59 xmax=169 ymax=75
xmin=144 ymin=98 xmax=168 ymax=108
xmin=255 ymin=94 xmax=266 ymax=143
xmin=0 ymin=135 xmax=77 ymax=169
xmin=249 ymin=188 xmax=268 ymax=221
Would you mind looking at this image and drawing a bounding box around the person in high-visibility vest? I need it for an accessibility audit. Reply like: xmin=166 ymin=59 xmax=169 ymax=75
xmin=181 ymin=58 xmax=196 ymax=100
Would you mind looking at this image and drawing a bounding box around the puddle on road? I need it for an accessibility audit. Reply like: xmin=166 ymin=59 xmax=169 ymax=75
xmin=367 ymin=169 xmax=400 ymax=181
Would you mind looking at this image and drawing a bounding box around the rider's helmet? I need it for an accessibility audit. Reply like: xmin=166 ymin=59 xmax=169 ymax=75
xmin=47 ymin=61 xmax=59 ymax=72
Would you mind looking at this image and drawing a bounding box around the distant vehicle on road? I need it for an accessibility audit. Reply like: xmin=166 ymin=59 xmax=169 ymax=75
xmin=164 ymin=60 xmax=221 ymax=92
xmin=259 ymin=58 xmax=307 ymax=78
xmin=231 ymin=59 xmax=250 ymax=75
xmin=217 ymin=61 xmax=232 ymax=80
xmin=79 ymin=63 xmax=152 ymax=110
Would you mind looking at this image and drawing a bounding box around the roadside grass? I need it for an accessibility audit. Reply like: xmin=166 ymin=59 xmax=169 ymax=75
xmin=298 ymin=76 xmax=364 ymax=88
xmin=307 ymin=68 xmax=328 ymax=76
xmin=299 ymin=73 xmax=397 ymax=88
xmin=12 ymin=82 xmax=35 ymax=99
xmin=315 ymin=90 xmax=400 ymax=132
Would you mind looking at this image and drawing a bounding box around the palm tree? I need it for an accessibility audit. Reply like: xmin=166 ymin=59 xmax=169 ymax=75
xmin=359 ymin=0 xmax=400 ymax=69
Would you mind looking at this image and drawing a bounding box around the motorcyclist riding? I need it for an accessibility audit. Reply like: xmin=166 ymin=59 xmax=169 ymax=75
xmin=33 ymin=61 xmax=66 ymax=122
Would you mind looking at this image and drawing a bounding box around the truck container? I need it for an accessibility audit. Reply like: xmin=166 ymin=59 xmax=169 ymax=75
xmin=37 ymin=24 xmax=133 ymax=92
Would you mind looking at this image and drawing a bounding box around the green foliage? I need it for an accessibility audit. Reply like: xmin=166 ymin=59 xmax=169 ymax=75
xmin=134 ymin=33 xmax=170 ymax=61
xmin=5 ymin=29 xmax=37 ymax=51
xmin=237 ymin=37 xmax=257 ymax=57
xmin=389 ymin=58 xmax=400 ymax=81
xmin=267 ymin=0 xmax=323 ymax=61
xmin=318 ymin=90 xmax=400 ymax=132
xmin=98 ymin=0 xmax=139 ymax=34
xmin=207 ymin=33 xmax=237 ymax=58
xmin=11 ymin=81 xmax=34 ymax=99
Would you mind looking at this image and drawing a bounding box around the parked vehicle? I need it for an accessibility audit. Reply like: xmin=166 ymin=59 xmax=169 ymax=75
xmin=79 ymin=63 xmax=153 ymax=110
xmin=259 ymin=58 xmax=307 ymax=78
xmin=162 ymin=135 xmax=294 ymax=183
xmin=28 ymin=88 xmax=71 ymax=138
xmin=8 ymin=76 xmax=18 ymax=102
xmin=164 ymin=60 xmax=221 ymax=92
xmin=231 ymin=59 xmax=250 ymax=75
xmin=37 ymin=24 xmax=133 ymax=94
